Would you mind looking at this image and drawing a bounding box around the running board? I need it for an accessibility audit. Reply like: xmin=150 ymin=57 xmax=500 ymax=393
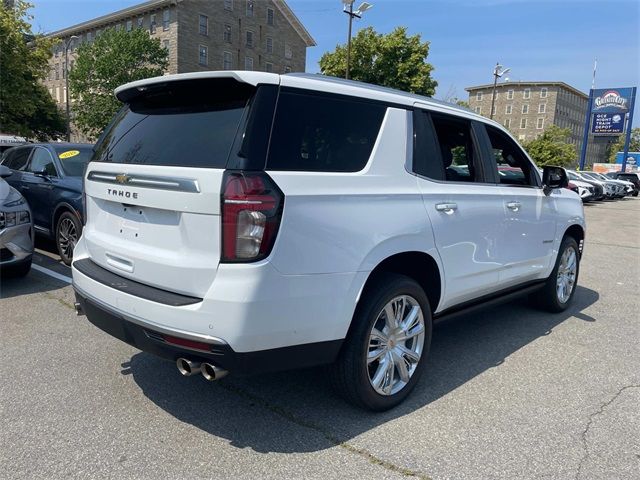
xmin=433 ymin=281 xmax=546 ymax=325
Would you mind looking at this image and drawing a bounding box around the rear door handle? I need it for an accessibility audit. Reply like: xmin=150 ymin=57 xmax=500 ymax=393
xmin=435 ymin=202 xmax=458 ymax=213
xmin=506 ymin=201 xmax=521 ymax=211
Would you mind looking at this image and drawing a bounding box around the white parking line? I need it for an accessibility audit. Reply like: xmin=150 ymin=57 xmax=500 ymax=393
xmin=31 ymin=264 xmax=72 ymax=284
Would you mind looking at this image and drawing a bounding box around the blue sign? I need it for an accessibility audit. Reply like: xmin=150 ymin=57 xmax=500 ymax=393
xmin=592 ymin=88 xmax=634 ymax=113
xmin=591 ymin=112 xmax=625 ymax=135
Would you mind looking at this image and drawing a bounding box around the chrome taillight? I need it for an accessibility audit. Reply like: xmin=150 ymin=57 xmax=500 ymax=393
xmin=221 ymin=171 xmax=284 ymax=262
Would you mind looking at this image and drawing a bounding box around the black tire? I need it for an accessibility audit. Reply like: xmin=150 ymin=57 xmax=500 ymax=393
xmin=633 ymin=191 xmax=639 ymax=197
xmin=2 ymin=258 xmax=32 ymax=278
xmin=329 ymin=273 xmax=433 ymax=411
xmin=532 ymin=236 xmax=580 ymax=313
xmin=55 ymin=211 xmax=82 ymax=266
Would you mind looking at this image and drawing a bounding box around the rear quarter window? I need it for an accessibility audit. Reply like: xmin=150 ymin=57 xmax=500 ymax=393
xmin=266 ymin=91 xmax=386 ymax=172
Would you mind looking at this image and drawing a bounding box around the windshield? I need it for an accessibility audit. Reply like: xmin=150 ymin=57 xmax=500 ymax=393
xmin=53 ymin=145 xmax=94 ymax=177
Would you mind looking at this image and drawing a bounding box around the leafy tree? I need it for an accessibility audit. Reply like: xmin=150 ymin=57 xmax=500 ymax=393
xmin=319 ymin=26 xmax=437 ymax=96
xmin=522 ymin=125 xmax=577 ymax=167
xmin=69 ymin=27 xmax=168 ymax=138
xmin=605 ymin=128 xmax=640 ymax=163
xmin=0 ymin=1 xmax=65 ymax=139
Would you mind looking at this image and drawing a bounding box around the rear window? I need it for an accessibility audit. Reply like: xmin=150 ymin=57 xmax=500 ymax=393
xmin=266 ymin=91 xmax=386 ymax=172
xmin=93 ymin=79 xmax=255 ymax=168
xmin=53 ymin=146 xmax=93 ymax=176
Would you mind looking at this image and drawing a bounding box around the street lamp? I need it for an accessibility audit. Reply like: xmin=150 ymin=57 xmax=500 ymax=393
xmin=342 ymin=1 xmax=373 ymax=80
xmin=63 ymin=35 xmax=79 ymax=142
xmin=490 ymin=62 xmax=510 ymax=120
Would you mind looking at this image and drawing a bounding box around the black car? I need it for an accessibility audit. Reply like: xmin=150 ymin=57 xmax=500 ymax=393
xmin=1 ymin=143 xmax=93 ymax=264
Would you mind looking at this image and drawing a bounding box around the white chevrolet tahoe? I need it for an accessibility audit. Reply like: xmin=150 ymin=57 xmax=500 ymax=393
xmin=72 ymin=72 xmax=585 ymax=411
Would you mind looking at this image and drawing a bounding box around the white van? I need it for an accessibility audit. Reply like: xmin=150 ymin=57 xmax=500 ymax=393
xmin=72 ymin=72 xmax=585 ymax=410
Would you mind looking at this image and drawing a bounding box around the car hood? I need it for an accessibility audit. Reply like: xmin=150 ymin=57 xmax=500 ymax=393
xmin=0 ymin=179 xmax=10 ymax=203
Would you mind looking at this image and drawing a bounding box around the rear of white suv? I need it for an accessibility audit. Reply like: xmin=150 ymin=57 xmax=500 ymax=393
xmin=73 ymin=71 xmax=585 ymax=410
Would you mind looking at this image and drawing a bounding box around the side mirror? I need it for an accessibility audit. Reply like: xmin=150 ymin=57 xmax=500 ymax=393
xmin=542 ymin=166 xmax=568 ymax=195
xmin=33 ymin=167 xmax=49 ymax=178
xmin=0 ymin=165 xmax=12 ymax=178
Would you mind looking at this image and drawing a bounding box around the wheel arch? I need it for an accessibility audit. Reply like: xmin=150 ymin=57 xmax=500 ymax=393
xmin=51 ymin=202 xmax=82 ymax=233
xmin=563 ymin=223 xmax=585 ymax=257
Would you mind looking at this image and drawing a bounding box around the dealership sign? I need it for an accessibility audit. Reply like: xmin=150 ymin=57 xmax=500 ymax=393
xmin=591 ymin=88 xmax=634 ymax=113
xmin=591 ymin=112 xmax=625 ymax=135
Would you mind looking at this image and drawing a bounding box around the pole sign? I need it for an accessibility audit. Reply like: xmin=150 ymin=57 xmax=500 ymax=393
xmin=591 ymin=112 xmax=625 ymax=135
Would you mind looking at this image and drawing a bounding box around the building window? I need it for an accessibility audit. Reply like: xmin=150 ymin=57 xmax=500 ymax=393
xmin=284 ymin=65 xmax=291 ymax=73
xmin=115 ymin=24 xmax=121 ymax=31
xmin=505 ymin=104 xmax=512 ymax=114
xmin=55 ymin=64 xmax=60 ymax=80
xmin=199 ymin=14 xmax=208 ymax=35
xmin=507 ymin=89 xmax=514 ymax=100
xmin=475 ymin=106 xmax=482 ymax=114
xmin=137 ymin=17 xmax=144 ymax=28
xmin=246 ymin=0 xmax=254 ymax=17
xmin=267 ymin=8 xmax=274 ymax=25
xmin=163 ymin=39 xmax=170 ymax=54
xmin=246 ymin=30 xmax=253 ymax=48
xmin=504 ymin=118 xmax=511 ymax=129
xmin=476 ymin=92 xmax=483 ymax=101
xmin=523 ymin=88 xmax=531 ymax=99
xmin=265 ymin=62 xmax=273 ymax=72
xmin=163 ymin=9 xmax=170 ymax=30
xmin=150 ymin=14 xmax=156 ymax=34
xmin=223 ymin=24 xmax=232 ymax=43
xmin=63 ymin=86 xmax=67 ymax=103
xmin=223 ymin=51 xmax=233 ymax=70
xmin=224 ymin=0 xmax=233 ymax=10
xmin=520 ymin=118 xmax=527 ymax=129
xmin=540 ymin=87 xmax=548 ymax=98
xmin=266 ymin=36 xmax=273 ymax=53
xmin=87 ymin=31 xmax=93 ymax=42
xmin=126 ymin=20 xmax=133 ymax=31
xmin=284 ymin=43 xmax=292 ymax=59
xmin=522 ymin=104 xmax=529 ymax=114
xmin=198 ymin=45 xmax=208 ymax=66
xmin=245 ymin=56 xmax=253 ymax=70
xmin=537 ymin=118 xmax=544 ymax=129
xmin=538 ymin=103 xmax=546 ymax=114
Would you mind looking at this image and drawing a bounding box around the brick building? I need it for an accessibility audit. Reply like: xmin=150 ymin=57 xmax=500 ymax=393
xmin=44 ymin=0 xmax=315 ymax=139
xmin=466 ymin=81 xmax=607 ymax=167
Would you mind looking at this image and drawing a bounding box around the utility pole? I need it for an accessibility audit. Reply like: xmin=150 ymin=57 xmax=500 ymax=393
xmin=342 ymin=1 xmax=372 ymax=80
xmin=490 ymin=63 xmax=510 ymax=120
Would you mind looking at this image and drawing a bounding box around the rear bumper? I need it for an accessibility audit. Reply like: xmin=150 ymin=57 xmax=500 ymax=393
xmin=74 ymin=287 xmax=342 ymax=374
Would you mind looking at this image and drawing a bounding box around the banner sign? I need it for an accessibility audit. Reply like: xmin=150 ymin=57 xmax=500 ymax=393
xmin=591 ymin=112 xmax=625 ymax=135
xmin=591 ymin=88 xmax=634 ymax=113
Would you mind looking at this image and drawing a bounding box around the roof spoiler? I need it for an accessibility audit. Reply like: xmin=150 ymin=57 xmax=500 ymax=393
xmin=114 ymin=71 xmax=280 ymax=103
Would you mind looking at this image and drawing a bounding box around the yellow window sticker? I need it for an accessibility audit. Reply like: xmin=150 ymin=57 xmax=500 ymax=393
xmin=59 ymin=150 xmax=80 ymax=159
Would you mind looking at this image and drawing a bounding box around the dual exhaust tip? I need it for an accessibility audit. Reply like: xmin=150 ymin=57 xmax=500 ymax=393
xmin=176 ymin=358 xmax=228 ymax=381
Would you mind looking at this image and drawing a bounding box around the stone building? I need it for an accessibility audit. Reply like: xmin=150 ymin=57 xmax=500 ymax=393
xmin=43 ymin=0 xmax=315 ymax=140
xmin=466 ymin=81 xmax=607 ymax=166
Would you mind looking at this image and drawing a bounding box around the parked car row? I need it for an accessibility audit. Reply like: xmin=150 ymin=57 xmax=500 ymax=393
xmin=0 ymin=143 xmax=93 ymax=266
xmin=565 ymin=170 xmax=638 ymax=202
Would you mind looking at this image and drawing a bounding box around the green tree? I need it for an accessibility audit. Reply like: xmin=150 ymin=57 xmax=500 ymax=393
xmin=0 ymin=1 xmax=65 ymax=139
xmin=69 ymin=27 xmax=168 ymax=138
xmin=605 ymin=128 xmax=640 ymax=163
xmin=319 ymin=26 xmax=437 ymax=96
xmin=522 ymin=125 xmax=577 ymax=167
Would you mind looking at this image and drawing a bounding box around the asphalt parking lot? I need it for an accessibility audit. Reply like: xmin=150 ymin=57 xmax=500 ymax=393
xmin=1 ymin=198 xmax=638 ymax=480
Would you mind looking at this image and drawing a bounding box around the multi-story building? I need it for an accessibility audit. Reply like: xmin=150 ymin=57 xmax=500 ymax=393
xmin=44 ymin=0 xmax=315 ymax=139
xmin=466 ymin=81 xmax=607 ymax=166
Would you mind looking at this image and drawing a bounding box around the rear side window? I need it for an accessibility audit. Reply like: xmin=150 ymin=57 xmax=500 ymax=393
xmin=3 ymin=147 xmax=32 ymax=171
xmin=93 ymin=79 xmax=255 ymax=168
xmin=429 ymin=113 xmax=480 ymax=182
xmin=266 ymin=91 xmax=386 ymax=172
xmin=53 ymin=146 xmax=93 ymax=176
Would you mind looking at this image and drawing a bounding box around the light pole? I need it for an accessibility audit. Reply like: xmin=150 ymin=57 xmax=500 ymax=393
xmin=490 ymin=62 xmax=510 ymax=120
xmin=342 ymin=1 xmax=372 ymax=80
xmin=63 ymin=35 xmax=79 ymax=142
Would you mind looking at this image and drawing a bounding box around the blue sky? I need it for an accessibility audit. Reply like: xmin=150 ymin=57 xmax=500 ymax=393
xmin=31 ymin=0 xmax=640 ymax=121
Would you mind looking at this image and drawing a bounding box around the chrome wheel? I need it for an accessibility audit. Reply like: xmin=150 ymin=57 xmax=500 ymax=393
xmin=556 ymin=246 xmax=577 ymax=304
xmin=367 ymin=295 xmax=425 ymax=396
xmin=58 ymin=217 xmax=78 ymax=260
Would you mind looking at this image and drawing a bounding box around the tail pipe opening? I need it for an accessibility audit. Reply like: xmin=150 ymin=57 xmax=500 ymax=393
xmin=201 ymin=363 xmax=229 ymax=381
xmin=176 ymin=358 xmax=202 ymax=377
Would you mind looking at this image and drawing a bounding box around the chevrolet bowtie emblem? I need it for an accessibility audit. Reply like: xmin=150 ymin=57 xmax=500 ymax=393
xmin=115 ymin=174 xmax=130 ymax=184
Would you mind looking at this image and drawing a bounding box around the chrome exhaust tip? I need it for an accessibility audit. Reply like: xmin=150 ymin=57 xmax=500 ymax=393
xmin=201 ymin=363 xmax=228 ymax=381
xmin=176 ymin=358 xmax=201 ymax=377
xmin=74 ymin=302 xmax=85 ymax=316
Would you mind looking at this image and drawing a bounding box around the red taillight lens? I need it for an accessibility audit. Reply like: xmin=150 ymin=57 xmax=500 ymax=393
xmin=221 ymin=171 xmax=284 ymax=262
